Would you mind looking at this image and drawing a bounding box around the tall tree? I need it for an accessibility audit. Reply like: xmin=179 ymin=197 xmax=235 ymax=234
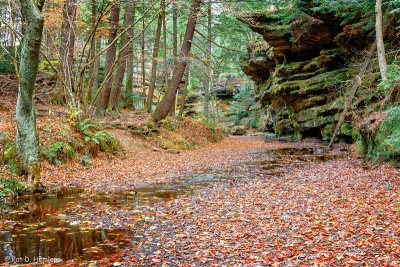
xmin=125 ymin=0 xmax=136 ymax=97
xmin=178 ymin=64 xmax=190 ymax=117
xmin=97 ymin=1 xmax=120 ymax=115
xmin=141 ymin=2 xmax=147 ymax=106
xmin=109 ymin=0 xmax=136 ymax=111
xmin=58 ymin=0 xmax=77 ymax=99
xmin=16 ymin=0 xmax=45 ymax=190
xmin=172 ymin=0 xmax=178 ymax=63
xmin=152 ymin=0 xmax=202 ymax=122
xmin=204 ymin=0 xmax=212 ymax=116
xmin=85 ymin=0 xmax=98 ymax=104
xmin=375 ymin=0 xmax=387 ymax=81
xmin=146 ymin=0 xmax=165 ymax=112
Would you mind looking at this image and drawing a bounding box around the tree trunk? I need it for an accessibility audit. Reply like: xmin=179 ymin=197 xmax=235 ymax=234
xmin=152 ymin=0 xmax=202 ymax=122
xmin=204 ymin=0 xmax=212 ymax=117
xmin=85 ymin=0 xmax=97 ymax=104
xmin=172 ymin=0 xmax=178 ymax=64
xmin=178 ymin=65 xmax=190 ymax=117
xmin=146 ymin=0 xmax=165 ymax=113
xmin=16 ymin=0 xmax=45 ymax=190
xmin=92 ymin=36 xmax=101 ymax=96
xmin=376 ymin=0 xmax=388 ymax=81
xmin=328 ymin=41 xmax=377 ymax=149
xmin=141 ymin=8 xmax=147 ymax=107
xmin=109 ymin=0 xmax=136 ymax=111
xmin=97 ymin=2 xmax=120 ymax=115
xmin=125 ymin=1 xmax=135 ymax=99
xmin=58 ymin=0 xmax=77 ymax=99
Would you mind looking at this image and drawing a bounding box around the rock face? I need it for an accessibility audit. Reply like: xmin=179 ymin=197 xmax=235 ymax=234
xmin=240 ymin=4 xmax=371 ymax=140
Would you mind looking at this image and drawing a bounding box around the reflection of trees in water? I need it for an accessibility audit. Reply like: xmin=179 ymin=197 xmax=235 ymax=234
xmin=0 ymin=195 xmax=109 ymax=263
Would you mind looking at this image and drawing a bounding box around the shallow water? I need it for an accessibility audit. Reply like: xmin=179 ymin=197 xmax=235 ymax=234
xmin=0 ymin=146 xmax=347 ymax=264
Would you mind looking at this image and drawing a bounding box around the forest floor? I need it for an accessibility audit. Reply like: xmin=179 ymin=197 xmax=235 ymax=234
xmin=60 ymin=138 xmax=400 ymax=266
xmin=2 ymin=134 xmax=400 ymax=265
xmin=2 ymin=92 xmax=400 ymax=265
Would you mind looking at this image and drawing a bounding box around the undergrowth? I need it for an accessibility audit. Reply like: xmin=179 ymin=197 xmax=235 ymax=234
xmin=359 ymin=107 xmax=400 ymax=163
xmin=39 ymin=113 xmax=123 ymax=166
xmin=0 ymin=177 xmax=28 ymax=198
xmin=143 ymin=117 xmax=224 ymax=151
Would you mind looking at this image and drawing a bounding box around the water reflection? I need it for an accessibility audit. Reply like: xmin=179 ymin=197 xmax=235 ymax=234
xmin=0 ymin=191 xmax=125 ymax=264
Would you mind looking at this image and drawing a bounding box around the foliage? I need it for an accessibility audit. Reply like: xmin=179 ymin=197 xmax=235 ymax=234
xmin=0 ymin=178 xmax=28 ymax=198
xmin=360 ymin=107 xmax=400 ymax=162
xmin=0 ymin=47 xmax=18 ymax=74
xmin=228 ymin=84 xmax=258 ymax=127
xmin=120 ymin=90 xmax=144 ymax=110
xmin=41 ymin=141 xmax=76 ymax=165
xmin=378 ymin=60 xmax=400 ymax=97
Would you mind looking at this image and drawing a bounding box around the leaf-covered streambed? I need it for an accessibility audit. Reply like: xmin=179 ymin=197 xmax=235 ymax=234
xmin=1 ymin=139 xmax=400 ymax=266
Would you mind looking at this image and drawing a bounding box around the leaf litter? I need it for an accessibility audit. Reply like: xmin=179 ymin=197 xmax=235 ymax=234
xmin=2 ymin=137 xmax=400 ymax=266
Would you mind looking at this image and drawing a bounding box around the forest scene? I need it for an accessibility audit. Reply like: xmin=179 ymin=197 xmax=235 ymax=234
xmin=1 ymin=0 xmax=400 ymax=265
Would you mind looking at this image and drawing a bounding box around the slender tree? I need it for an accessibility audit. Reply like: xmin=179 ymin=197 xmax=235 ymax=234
xmin=16 ymin=0 xmax=45 ymax=190
xmin=204 ymin=0 xmax=212 ymax=116
xmin=178 ymin=64 xmax=190 ymax=117
xmin=109 ymin=0 xmax=136 ymax=111
xmin=141 ymin=2 xmax=147 ymax=106
xmin=58 ymin=0 xmax=77 ymax=98
xmin=97 ymin=1 xmax=120 ymax=115
xmin=125 ymin=0 xmax=136 ymax=97
xmin=85 ymin=0 xmax=98 ymax=104
xmin=375 ymin=0 xmax=387 ymax=81
xmin=146 ymin=0 xmax=165 ymax=112
xmin=172 ymin=0 xmax=178 ymax=63
xmin=152 ymin=0 xmax=202 ymax=122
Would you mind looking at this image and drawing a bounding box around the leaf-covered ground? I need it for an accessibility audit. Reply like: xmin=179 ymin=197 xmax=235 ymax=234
xmin=32 ymin=138 xmax=400 ymax=266
xmin=40 ymin=135 xmax=292 ymax=191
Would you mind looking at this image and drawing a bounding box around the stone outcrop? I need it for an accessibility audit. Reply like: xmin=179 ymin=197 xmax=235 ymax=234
xmin=240 ymin=4 xmax=372 ymax=140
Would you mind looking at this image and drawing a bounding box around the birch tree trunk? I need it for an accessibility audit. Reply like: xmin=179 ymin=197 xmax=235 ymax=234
xmin=376 ymin=0 xmax=387 ymax=81
xmin=152 ymin=0 xmax=202 ymax=122
xmin=16 ymin=0 xmax=45 ymax=190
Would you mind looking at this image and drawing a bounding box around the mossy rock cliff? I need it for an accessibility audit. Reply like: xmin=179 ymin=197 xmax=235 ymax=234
xmin=239 ymin=2 xmax=374 ymax=140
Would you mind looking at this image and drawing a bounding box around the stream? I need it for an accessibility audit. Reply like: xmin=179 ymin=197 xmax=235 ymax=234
xmin=0 ymin=144 xmax=349 ymax=265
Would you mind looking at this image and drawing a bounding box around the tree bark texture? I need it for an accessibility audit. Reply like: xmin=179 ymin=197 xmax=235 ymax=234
xmin=146 ymin=0 xmax=165 ymax=112
xmin=109 ymin=0 xmax=136 ymax=110
xmin=58 ymin=0 xmax=77 ymax=96
xmin=375 ymin=0 xmax=388 ymax=81
xmin=16 ymin=0 xmax=45 ymax=190
xmin=152 ymin=0 xmax=202 ymax=122
xmin=98 ymin=1 xmax=120 ymax=114
xmin=178 ymin=65 xmax=190 ymax=117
